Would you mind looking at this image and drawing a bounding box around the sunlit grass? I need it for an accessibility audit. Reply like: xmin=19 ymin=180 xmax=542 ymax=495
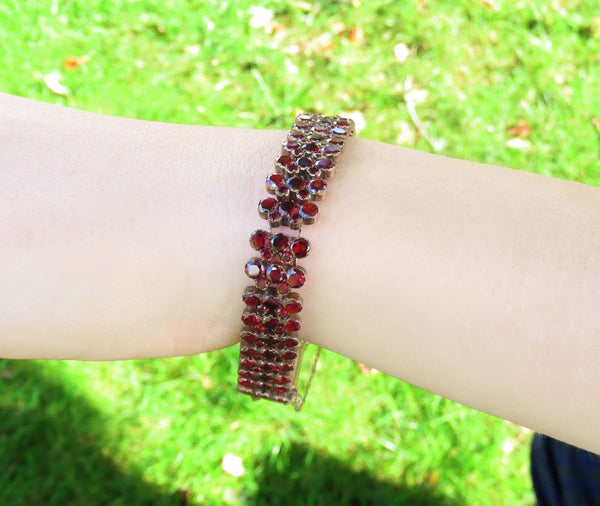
xmin=2 ymin=0 xmax=599 ymax=503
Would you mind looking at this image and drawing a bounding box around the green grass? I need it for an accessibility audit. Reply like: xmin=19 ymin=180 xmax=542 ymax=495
xmin=2 ymin=0 xmax=599 ymax=503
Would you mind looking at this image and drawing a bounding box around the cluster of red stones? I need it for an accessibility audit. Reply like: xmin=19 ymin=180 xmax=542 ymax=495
xmin=238 ymin=113 xmax=355 ymax=407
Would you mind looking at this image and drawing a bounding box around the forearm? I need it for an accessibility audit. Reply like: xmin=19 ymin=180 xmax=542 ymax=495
xmin=0 ymin=93 xmax=262 ymax=359
xmin=307 ymin=136 xmax=600 ymax=452
xmin=2 ymin=93 xmax=600 ymax=452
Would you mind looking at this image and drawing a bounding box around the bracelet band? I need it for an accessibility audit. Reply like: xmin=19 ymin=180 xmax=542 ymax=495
xmin=237 ymin=113 xmax=355 ymax=409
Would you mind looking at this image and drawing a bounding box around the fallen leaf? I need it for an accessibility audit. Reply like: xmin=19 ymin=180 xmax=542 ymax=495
xmin=349 ymin=27 xmax=364 ymax=43
xmin=43 ymin=71 xmax=69 ymax=96
xmin=507 ymin=119 xmax=531 ymax=138
xmin=358 ymin=363 xmax=378 ymax=375
xmin=222 ymin=453 xmax=245 ymax=477
xmin=62 ymin=55 xmax=90 ymax=71
xmin=265 ymin=21 xmax=286 ymax=41
xmin=481 ymin=0 xmax=497 ymax=8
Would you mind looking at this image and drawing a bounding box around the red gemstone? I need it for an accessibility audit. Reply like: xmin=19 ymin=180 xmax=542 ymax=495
xmin=268 ymin=209 xmax=282 ymax=227
xmin=266 ymin=263 xmax=287 ymax=283
xmin=242 ymin=287 xmax=261 ymax=306
xmin=286 ymin=140 xmax=300 ymax=150
xmin=277 ymin=155 xmax=293 ymax=166
xmin=277 ymin=282 xmax=290 ymax=295
xmin=279 ymin=201 xmax=300 ymax=216
xmin=262 ymin=295 xmax=282 ymax=312
xmin=323 ymin=144 xmax=340 ymax=155
xmin=331 ymin=126 xmax=347 ymax=136
xmin=283 ymin=296 xmax=303 ymax=314
xmin=275 ymin=376 xmax=292 ymax=384
xmin=241 ymin=311 xmax=261 ymax=327
xmin=291 ymin=237 xmax=310 ymax=258
xmin=249 ymin=230 xmax=269 ymax=250
xmin=241 ymin=359 xmax=257 ymax=369
xmin=239 ymin=370 xmax=255 ymax=379
xmin=281 ymin=350 xmax=298 ymax=360
xmin=259 ymin=197 xmax=277 ymax=213
xmin=241 ymin=330 xmax=259 ymax=344
xmin=300 ymin=202 xmax=318 ymax=219
xmin=266 ymin=173 xmax=284 ymax=193
xmin=262 ymin=246 xmax=275 ymax=261
xmin=263 ymin=314 xmax=281 ymax=328
xmin=275 ymin=387 xmax=289 ymax=394
xmin=297 ymin=188 xmax=311 ymax=202
xmin=308 ymin=179 xmax=327 ymax=196
xmin=245 ymin=258 xmax=264 ymax=279
xmin=296 ymin=113 xmax=313 ymax=123
xmin=239 ymin=379 xmax=254 ymax=388
xmin=307 ymin=165 xmax=321 ymax=178
xmin=286 ymin=176 xmax=306 ymax=192
xmin=315 ymin=158 xmax=332 ymax=169
xmin=286 ymin=266 xmax=306 ymax=288
xmin=276 ymin=185 xmax=290 ymax=199
xmin=256 ymin=302 xmax=268 ymax=314
xmin=297 ymin=157 xmax=313 ymax=168
xmin=271 ymin=233 xmax=290 ymax=252
xmin=313 ymin=125 xmax=328 ymax=133
xmin=284 ymin=318 xmax=301 ymax=332
xmin=241 ymin=348 xmax=260 ymax=358
xmin=288 ymin=212 xmax=302 ymax=229
xmin=305 ymin=142 xmax=320 ymax=152
xmin=280 ymin=250 xmax=294 ymax=263
xmin=282 ymin=337 xmax=299 ymax=347
xmin=263 ymin=349 xmax=279 ymax=361
xmin=283 ymin=163 xmax=299 ymax=176
xmin=256 ymin=277 xmax=269 ymax=290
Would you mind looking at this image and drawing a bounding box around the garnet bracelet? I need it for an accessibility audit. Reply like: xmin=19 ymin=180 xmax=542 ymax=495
xmin=237 ymin=113 xmax=355 ymax=409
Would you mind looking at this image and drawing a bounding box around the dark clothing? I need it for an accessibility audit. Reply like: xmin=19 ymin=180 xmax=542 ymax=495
xmin=531 ymin=433 xmax=600 ymax=505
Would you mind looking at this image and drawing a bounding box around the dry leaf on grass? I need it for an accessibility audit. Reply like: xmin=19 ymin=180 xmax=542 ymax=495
xmin=358 ymin=363 xmax=378 ymax=375
xmin=43 ymin=71 xmax=69 ymax=96
xmin=62 ymin=55 xmax=90 ymax=71
xmin=506 ymin=119 xmax=531 ymax=138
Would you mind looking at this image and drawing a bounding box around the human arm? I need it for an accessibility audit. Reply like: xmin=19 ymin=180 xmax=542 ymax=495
xmin=2 ymin=93 xmax=600 ymax=452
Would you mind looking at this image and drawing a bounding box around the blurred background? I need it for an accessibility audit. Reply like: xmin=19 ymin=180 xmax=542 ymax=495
xmin=1 ymin=0 xmax=599 ymax=504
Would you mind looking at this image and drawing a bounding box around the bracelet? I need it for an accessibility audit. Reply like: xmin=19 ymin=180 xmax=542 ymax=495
xmin=237 ymin=113 xmax=355 ymax=409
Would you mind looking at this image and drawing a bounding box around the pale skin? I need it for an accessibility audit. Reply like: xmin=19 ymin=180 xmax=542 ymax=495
xmin=2 ymin=92 xmax=600 ymax=452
